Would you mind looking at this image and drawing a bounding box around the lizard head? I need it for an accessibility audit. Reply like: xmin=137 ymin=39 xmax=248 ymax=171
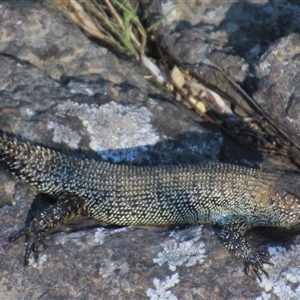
xmin=272 ymin=172 xmax=300 ymax=227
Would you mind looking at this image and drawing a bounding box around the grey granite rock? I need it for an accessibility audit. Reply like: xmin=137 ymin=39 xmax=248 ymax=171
xmin=254 ymin=33 xmax=300 ymax=139
xmin=1 ymin=1 xmax=300 ymax=300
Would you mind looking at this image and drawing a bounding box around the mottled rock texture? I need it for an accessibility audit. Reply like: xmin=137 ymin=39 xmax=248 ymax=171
xmin=1 ymin=1 xmax=300 ymax=299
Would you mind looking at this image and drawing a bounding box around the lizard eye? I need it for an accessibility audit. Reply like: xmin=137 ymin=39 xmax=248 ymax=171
xmin=283 ymin=192 xmax=300 ymax=210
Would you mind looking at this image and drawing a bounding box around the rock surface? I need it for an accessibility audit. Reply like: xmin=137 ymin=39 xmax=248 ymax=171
xmin=255 ymin=33 xmax=300 ymax=139
xmin=1 ymin=1 xmax=300 ymax=299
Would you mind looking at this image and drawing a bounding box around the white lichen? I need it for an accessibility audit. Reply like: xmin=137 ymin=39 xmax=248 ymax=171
xmin=146 ymin=273 xmax=179 ymax=300
xmin=28 ymin=253 xmax=48 ymax=268
xmin=25 ymin=108 xmax=34 ymax=116
xmin=56 ymin=100 xmax=159 ymax=162
xmin=67 ymin=80 xmax=95 ymax=96
xmin=256 ymin=245 xmax=300 ymax=300
xmin=54 ymin=230 xmax=88 ymax=246
xmin=153 ymin=226 xmax=206 ymax=271
xmin=47 ymin=121 xmax=81 ymax=149
xmin=99 ymin=258 xmax=129 ymax=279
xmin=84 ymin=88 xmax=94 ymax=96
xmin=256 ymin=292 xmax=271 ymax=300
xmin=161 ymin=1 xmax=178 ymax=25
xmin=94 ymin=227 xmax=128 ymax=245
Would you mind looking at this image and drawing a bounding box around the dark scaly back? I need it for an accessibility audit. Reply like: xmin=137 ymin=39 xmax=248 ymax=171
xmin=79 ymin=161 xmax=282 ymax=226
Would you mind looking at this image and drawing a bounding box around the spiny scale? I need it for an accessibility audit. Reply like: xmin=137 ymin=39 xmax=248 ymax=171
xmin=2 ymin=131 xmax=300 ymax=281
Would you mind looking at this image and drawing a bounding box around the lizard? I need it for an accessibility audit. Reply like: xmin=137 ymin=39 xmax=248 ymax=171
xmin=1 ymin=130 xmax=300 ymax=281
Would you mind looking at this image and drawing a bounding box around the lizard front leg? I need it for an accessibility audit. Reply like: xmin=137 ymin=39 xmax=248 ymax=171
xmin=9 ymin=193 xmax=86 ymax=266
xmin=217 ymin=216 xmax=273 ymax=281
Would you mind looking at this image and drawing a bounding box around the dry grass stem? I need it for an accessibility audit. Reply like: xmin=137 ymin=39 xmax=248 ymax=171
xmin=51 ymin=0 xmax=300 ymax=163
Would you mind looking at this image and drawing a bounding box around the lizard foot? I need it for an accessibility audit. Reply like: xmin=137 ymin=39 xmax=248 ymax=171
xmin=9 ymin=224 xmax=47 ymax=266
xmin=8 ymin=193 xmax=85 ymax=266
xmin=243 ymin=250 xmax=273 ymax=282
xmin=218 ymin=216 xmax=274 ymax=281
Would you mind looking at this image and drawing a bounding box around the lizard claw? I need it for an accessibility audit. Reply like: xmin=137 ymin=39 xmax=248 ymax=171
xmin=9 ymin=226 xmax=47 ymax=266
xmin=24 ymin=230 xmax=47 ymax=266
xmin=8 ymin=227 xmax=27 ymax=243
xmin=8 ymin=193 xmax=84 ymax=267
xmin=243 ymin=250 xmax=273 ymax=282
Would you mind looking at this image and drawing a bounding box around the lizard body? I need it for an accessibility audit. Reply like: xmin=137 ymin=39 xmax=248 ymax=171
xmin=2 ymin=131 xmax=300 ymax=280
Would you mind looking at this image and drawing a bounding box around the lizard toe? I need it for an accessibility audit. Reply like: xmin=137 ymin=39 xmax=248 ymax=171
xmin=9 ymin=226 xmax=47 ymax=266
xmin=24 ymin=230 xmax=47 ymax=266
xmin=243 ymin=250 xmax=272 ymax=282
xmin=8 ymin=227 xmax=27 ymax=242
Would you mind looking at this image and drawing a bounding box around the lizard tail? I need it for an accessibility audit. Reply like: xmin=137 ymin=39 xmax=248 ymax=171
xmin=0 ymin=131 xmax=65 ymax=192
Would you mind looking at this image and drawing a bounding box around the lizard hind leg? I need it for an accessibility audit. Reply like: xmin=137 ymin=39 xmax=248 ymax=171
xmin=217 ymin=216 xmax=273 ymax=282
xmin=9 ymin=193 xmax=86 ymax=266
